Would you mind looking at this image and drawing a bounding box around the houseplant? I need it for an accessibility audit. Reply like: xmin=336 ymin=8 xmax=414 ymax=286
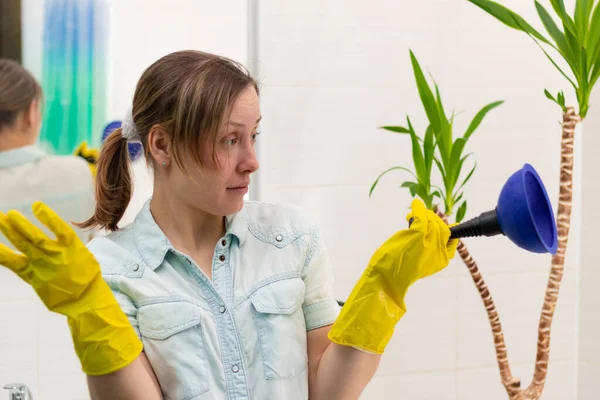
xmin=371 ymin=53 xmax=508 ymax=392
xmin=466 ymin=1 xmax=600 ymax=398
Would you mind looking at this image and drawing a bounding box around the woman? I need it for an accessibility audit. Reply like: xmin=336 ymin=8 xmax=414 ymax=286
xmin=0 ymin=50 xmax=457 ymax=400
xmin=0 ymin=58 xmax=96 ymax=244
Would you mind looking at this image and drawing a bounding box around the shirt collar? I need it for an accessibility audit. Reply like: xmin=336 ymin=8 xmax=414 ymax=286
xmin=133 ymin=198 xmax=249 ymax=271
xmin=0 ymin=146 xmax=45 ymax=168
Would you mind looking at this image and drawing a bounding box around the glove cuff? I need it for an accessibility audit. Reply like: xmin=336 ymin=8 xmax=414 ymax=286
xmin=65 ymin=277 xmax=143 ymax=375
xmin=327 ymin=275 xmax=409 ymax=354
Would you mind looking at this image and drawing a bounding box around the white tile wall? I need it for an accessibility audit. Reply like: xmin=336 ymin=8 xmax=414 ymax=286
xmin=0 ymin=302 xmax=38 ymax=397
xmin=256 ymin=0 xmax=580 ymax=399
xmin=579 ymin=78 xmax=600 ymax=398
xmin=578 ymin=362 xmax=600 ymax=400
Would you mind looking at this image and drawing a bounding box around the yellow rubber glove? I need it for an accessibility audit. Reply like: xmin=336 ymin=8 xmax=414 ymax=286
xmin=328 ymin=198 xmax=458 ymax=354
xmin=0 ymin=202 xmax=142 ymax=375
xmin=73 ymin=141 xmax=99 ymax=177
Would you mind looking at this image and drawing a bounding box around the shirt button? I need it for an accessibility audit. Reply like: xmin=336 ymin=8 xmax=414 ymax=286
xmin=219 ymin=255 xmax=226 ymax=262
xmin=231 ymin=364 xmax=240 ymax=373
xmin=219 ymin=305 xmax=226 ymax=314
xmin=275 ymin=234 xmax=283 ymax=242
xmin=133 ymin=263 xmax=139 ymax=271
xmin=221 ymin=239 xmax=227 ymax=246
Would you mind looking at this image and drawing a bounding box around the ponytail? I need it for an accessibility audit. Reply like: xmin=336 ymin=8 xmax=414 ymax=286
xmin=76 ymin=128 xmax=133 ymax=231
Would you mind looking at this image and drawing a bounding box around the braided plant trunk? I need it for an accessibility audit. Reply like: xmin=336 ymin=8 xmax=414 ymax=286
xmin=438 ymin=107 xmax=580 ymax=400
xmin=435 ymin=210 xmax=522 ymax=398
xmin=522 ymin=107 xmax=580 ymax=399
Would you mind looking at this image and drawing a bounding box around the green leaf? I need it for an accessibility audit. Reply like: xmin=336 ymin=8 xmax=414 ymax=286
xmin=463 ymin=100 xmax=504 ymax=141
xmin=558 ymin=90 xmax=565 ymax=106
xmin=369 ymin=166 xmax=416 ymax=197
xmin=453 ymin=191 xmax=465 ymax=206
xmin=544 ymin=88 xmax=557 ymax=101
xmin=457 ymin=161 xmax=477 ymax=192
xmin=456 ymin=201 xmax=468 ymax=223
xmin=564 ymin=26 xmax=582 ymax=78
xmin=400 ymin=181 xmax=419 ymax=197
xmin=545 ymin=88 xmax=566 ymax=110
xmin=423 ymin=124 xmax=435 ymax=176
xmin=467 ymin=0 xmax=551 ymax=44
xmin=380 ymin=126 xmax=410 ymax=134
xmin=406 ymin=116 xmax=427 ymax=182
xmin=574 ymin=0 xmax=594 ymax=43
xmin=410 ymin=50 xmax=441 ymax=133
xmin=435 ymin=83 xmax=450 ymax=133
xmin=433 ymin=155 xmax=448 ymax=188
xmin=526 ymin=31 xmax=578 ymax=90
xmin=588 ymin=2 xmax=600 ymax=63
xmin=589 ymin=54 xmax=600 ymax=92
xmin=415 ymin=183 xmax=430 ymax=204
xmin=409 ymin=183 xmax=418 ymax=197
xmin=433 ymin=184 xmax=447 ymax=203
xmin=449 ymin=137 xmax=467 ymax=189
xmin=549 ymin=0 xmax=578 ymax=37
xmin=535 ymin=1 xmax=576 ymax=63
xmin=580 ymin=47 xmax=589 ymax=99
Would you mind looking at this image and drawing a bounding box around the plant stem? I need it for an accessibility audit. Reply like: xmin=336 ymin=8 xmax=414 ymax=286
xmin=523 ymin=107 xmax=580 ymax=399
xmin=435 ymin=209 xmax=522 ymax=398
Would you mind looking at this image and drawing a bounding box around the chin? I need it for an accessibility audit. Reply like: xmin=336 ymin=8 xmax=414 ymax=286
xmin=221 ymin=199 xmax=245 ymax=216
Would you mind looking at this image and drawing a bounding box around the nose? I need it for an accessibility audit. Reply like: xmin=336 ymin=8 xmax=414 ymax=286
xmin=239 ymin=142 xmax=259 ymax=174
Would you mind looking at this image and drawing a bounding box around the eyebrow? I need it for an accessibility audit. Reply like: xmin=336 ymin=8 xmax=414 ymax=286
xmin=229 ymin=116 xmax=262 ymax=127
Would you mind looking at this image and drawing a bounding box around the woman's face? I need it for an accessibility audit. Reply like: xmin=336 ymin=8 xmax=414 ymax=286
xmin=163 ymin=85 xmax=261 ymax=217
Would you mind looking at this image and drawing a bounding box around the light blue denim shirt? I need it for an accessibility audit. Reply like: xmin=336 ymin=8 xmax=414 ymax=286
xmin=87 ymin=199 xmax=341 ymax=400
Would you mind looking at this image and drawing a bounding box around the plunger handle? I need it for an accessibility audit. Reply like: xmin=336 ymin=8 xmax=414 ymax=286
xmin=408 ymin=209 xmax=504 ymax=240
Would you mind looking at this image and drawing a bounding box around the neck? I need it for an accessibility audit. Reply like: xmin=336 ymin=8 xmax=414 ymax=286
xmin=150 ymin=186 xmax=226 ymax=255
xmin=0 ymin=130 xmax=36 ymax=152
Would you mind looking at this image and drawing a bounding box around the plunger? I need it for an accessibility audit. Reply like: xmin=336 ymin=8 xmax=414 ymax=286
xmin=411 ymin=163 xmax=558 ymax=254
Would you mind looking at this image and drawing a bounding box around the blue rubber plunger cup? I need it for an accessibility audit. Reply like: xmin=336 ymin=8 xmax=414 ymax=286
xmin=447 ymin=163 xmax=558 ymax=254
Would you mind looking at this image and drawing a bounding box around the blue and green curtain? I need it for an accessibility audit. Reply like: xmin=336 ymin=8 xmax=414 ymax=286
xmin=39 ymin=0 xmax=107 ymax=154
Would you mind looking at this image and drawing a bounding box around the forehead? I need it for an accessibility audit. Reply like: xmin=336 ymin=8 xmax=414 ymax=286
xmin=229 ymin=86 xmax=260 ymax=123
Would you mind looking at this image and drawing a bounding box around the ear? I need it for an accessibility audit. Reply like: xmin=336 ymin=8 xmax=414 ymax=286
xmin=24 ymin=100 xmax=40 ymax=128
xmin=147 ymin=125 xmax=172 ymax=167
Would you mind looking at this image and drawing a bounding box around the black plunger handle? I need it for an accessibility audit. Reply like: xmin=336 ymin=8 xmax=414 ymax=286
xmin=409 ymin=209 xmax=504 ymax=239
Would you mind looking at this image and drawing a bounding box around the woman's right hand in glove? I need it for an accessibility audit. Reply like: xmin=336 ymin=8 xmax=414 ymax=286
xmin=0 ymin=201 xmax=142 ymax=376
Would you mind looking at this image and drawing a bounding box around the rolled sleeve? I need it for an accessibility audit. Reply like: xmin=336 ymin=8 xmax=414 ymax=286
xmin=301 ymin=224 xmax=340 ymax=331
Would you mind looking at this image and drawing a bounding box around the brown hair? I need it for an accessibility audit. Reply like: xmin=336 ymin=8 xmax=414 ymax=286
xmin=77 ymin=50 xmax=258 ymax=231
xmin=0 ymin=59 xmax=42 ymax=132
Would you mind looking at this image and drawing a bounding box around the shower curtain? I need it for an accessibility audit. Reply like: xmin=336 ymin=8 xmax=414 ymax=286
xmin=39 ymin=0 xmax=107 ymax=154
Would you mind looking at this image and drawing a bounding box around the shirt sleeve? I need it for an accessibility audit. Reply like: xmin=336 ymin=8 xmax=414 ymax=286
xmin=301 ymin=224 xmax=341 ymax=331
xmin=88 ymin=238 xmax=141 ymax=339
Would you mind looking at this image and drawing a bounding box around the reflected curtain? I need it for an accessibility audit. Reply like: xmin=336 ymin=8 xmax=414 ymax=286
xmin=39 ymin=0 xmax=107 ymax=154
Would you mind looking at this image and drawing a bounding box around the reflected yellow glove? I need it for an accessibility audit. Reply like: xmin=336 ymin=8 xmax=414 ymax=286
xmin=328 ymin=199 xmax=458 ymax=354
xmin=0 ymin=202 xmax=142 ymax=375
xmin=73 ymin=141 xmax=99 ymax=177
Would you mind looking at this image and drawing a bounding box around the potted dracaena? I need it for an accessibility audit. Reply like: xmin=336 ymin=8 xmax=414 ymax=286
xmin=371 ymin=51 xmax=505 ymax=393
xmin=464 ymin=1 xmax=600 ymax=399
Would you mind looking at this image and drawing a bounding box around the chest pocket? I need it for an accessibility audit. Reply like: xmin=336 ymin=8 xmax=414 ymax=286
xmin=250 ymin=277 xmax=307 ymax=380
xmin=138 ymin=299 xmax=210 ymax=400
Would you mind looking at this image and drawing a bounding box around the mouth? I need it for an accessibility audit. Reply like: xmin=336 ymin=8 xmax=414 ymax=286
xmin=227 ymin=183 xmax=249 ymax=194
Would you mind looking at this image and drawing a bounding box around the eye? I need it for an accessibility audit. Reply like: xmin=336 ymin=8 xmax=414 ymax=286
xmin=252 ymin=132 xmax=261 ymax=142
xmin=227 ymin=138 xmax=238 ymax=146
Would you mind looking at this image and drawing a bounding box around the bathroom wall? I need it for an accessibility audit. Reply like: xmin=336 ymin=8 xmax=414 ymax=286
xmin=255 ymin=0 xmax=579 ymax=398
xmin=578 ymin=79 xmax=600 ymax=399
